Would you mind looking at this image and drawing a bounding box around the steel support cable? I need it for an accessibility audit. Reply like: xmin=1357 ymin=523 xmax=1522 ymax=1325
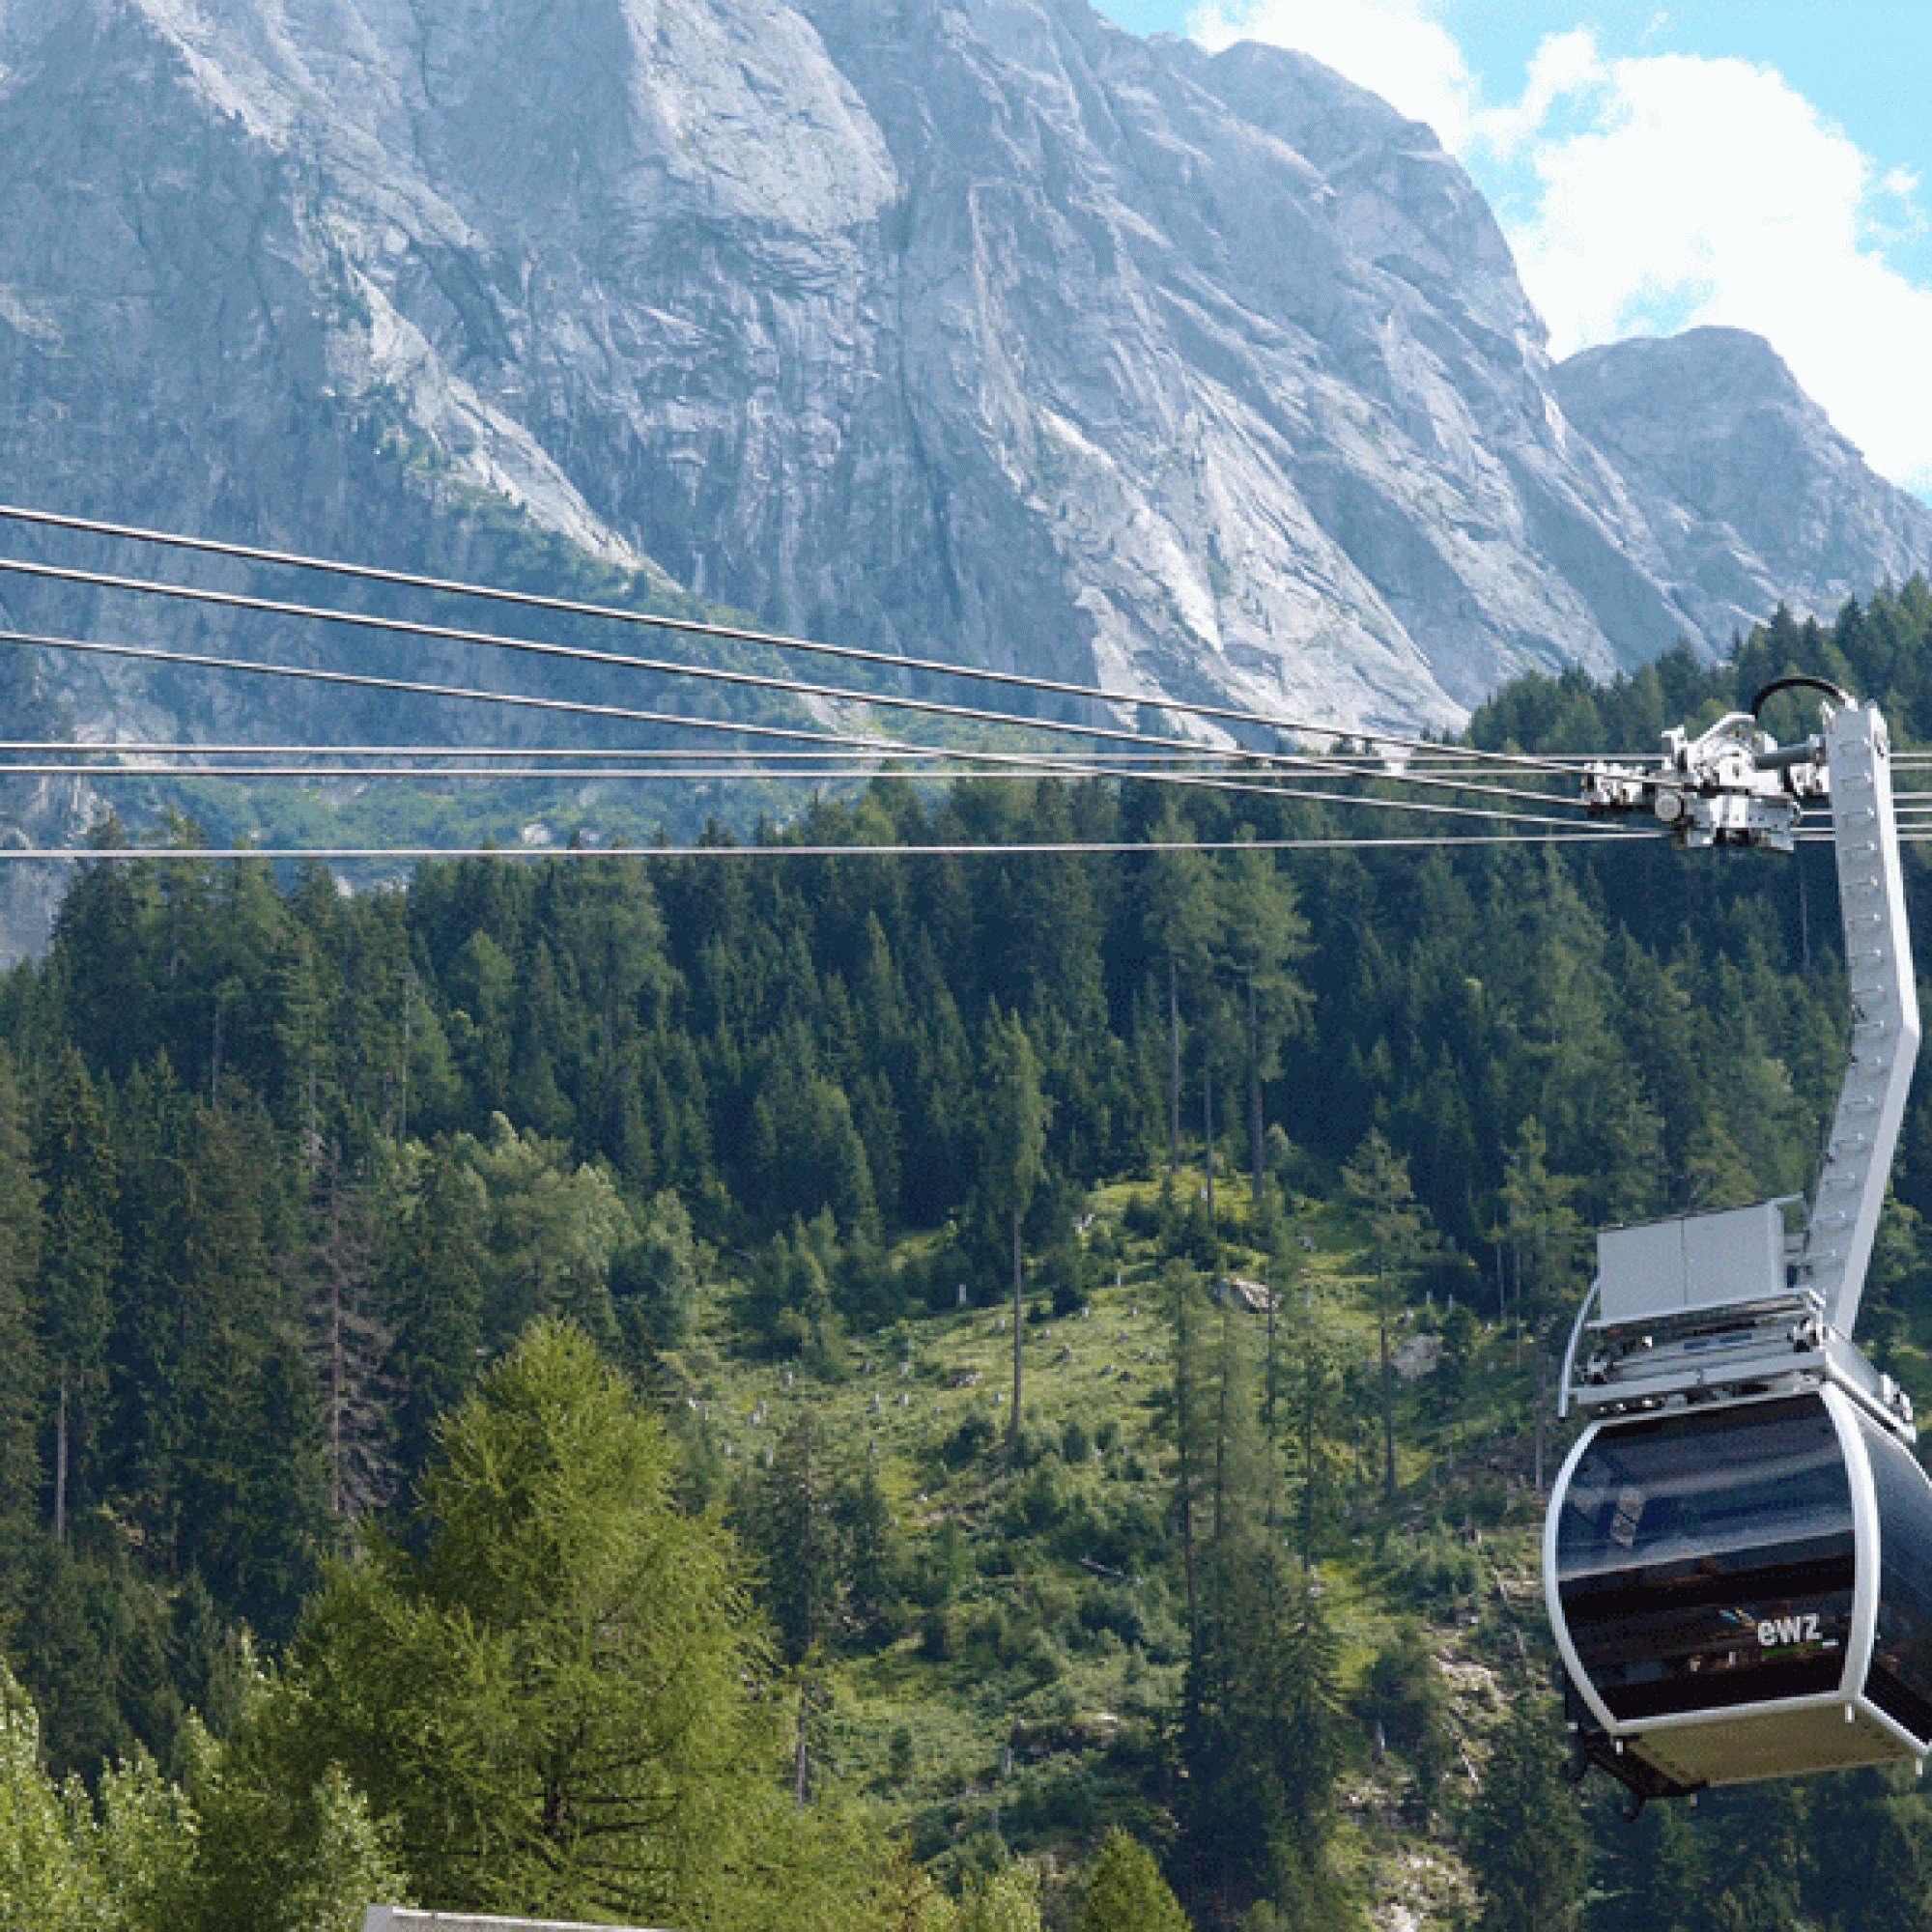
xmin=0 ymin=739 xmax=965 ymax=763
xmin=0 ymin=624 xmax=1200 ymax=778
xmin=0 ymin=739 xmax=1307 ymax=766
xmin=0 ymin=826 xmax=1665 ymax=865
xmin=0 ymin=758 xmax=1592 ymax=816
xmin=1 ymin=736 xmax=1585 ymax=810
xmin=0 ymin=754 xmax=1376 ymax=781
xmin=0 ymin=630 xmax=1602 ymax=834
xmin=0 ymin=552 xmax=1602 ymax=818
xmin=0 ymin=737 xmax=1577 ymax=807
xmin=0 ymin=501 xmax=1606 ymax=784
xmin=0 ymin=739 xmax=1488 ymax=767
xmin=0 ymin=736 xmax=1580 ymax=783
xmin=0 ymin=757 xmax=1294 ymax=782
xmin=0 ymin=748 xmax=1595 ymax=833
xmin=0 ymin=551 xmax=1212 ymax=757
xmin=1237 ymin=752 xmax=1574 ymax=811
xmin=0 ymin=761 xmax=1056 ymax=781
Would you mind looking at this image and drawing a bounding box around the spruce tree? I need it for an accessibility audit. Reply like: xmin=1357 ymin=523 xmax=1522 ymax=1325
xmin=1465 ymin=1694 xmax=1584 ymax=1932
xmin=1076 ymin=1829 xmax=1189 ymax=1932
xmin=32 ymin=1047 xmax=112 ymax=1543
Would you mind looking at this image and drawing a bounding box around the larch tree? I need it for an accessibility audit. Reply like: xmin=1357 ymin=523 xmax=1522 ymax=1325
xmin=1343 ymin=1128 xmax=1433 ymax=1500
xmin=249 ymin=1320 xmax=892 ymax=1929
xmin=1139 ymin=806 xmax=1219 ymax=1176
xmin=1495 ymin=1115 xmax=1586 ymax=1492
xmin=980 ymin=1007 xmax=1047 ymax=1451
xmin=299 ymin=1150 xmax=393 ymax=1524
xmin=1218 ymin=840 xmax=1309 ymax=1210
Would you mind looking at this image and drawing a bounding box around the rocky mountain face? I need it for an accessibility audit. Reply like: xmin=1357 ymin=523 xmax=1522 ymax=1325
xmin=0 ymin=0 xmax=1928 ymax=781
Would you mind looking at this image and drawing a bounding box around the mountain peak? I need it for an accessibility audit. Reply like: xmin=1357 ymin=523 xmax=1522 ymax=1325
xmin=1562 ymin=326 xmax=1817 ymax=424
xmin=1555 ymin=327 xmax=1932 ymax=608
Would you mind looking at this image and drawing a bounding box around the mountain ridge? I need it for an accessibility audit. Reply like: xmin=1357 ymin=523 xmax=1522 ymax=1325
xmin=0 ymin=0 xmax=1926 ymax=773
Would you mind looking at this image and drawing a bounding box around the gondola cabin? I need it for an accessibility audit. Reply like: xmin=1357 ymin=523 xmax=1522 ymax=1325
xmin=1547 ymin=1385 xmax=1932 ymax=1799
xmin=1548 ymin=697 xmax=1932 ymax=1805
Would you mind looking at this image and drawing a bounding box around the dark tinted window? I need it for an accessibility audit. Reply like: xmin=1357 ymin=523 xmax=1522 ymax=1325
xmin=1859 ymin=1417 xmax=1932 ymax=1745
xmin=1556 ymin=1396 xmax=1854 ymax=1721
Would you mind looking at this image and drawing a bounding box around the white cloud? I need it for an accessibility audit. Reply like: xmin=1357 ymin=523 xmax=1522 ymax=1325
xmin=1185 ymin=3 xmax=1932 ymax=494
xmin=1502 ymin=51 xmax=1932 ymax=491
xmin=1467 ymin=28 xmax=1601 ymax=162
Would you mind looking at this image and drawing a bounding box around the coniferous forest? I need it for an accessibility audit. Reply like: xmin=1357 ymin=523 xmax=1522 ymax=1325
xmin=9 ymin=582 xmax=1932 ymax=1928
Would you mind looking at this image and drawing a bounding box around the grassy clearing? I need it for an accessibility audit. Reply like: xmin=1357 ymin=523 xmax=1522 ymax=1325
xmin=654 ymin=1164 xmax=1560 ymax=1913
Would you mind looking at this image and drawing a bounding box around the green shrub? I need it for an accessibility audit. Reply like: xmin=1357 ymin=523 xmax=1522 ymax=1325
xmin=1077 ymin=1581 xmax=1145 ymax=1649
xmin=1006 ymin=1467 xmax=1070 ymax=1536
xmin=1389 ymin=1525 xmax=1483 ymax=1606
xmin=1358 ymin=1624 xmax=1451 ymax=1811
xmin=942 ymin=1412 xmax=998 ymax=1469
xmin=920 ymin=1606 xmax=955 ymax=1662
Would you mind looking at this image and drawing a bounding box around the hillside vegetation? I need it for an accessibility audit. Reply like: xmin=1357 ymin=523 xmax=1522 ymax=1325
xmin=7 ymin=582 xmax=1932 ymax=1929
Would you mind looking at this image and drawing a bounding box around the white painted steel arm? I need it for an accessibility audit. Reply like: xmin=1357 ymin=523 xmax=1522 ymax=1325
xmin=1803 ymin=703 xmax=1920 ymax=1337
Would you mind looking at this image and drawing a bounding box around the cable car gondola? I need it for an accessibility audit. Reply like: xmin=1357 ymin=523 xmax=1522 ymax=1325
xmin=1548 ymin=1385 xmax=1932 ymax=1798
xmin=1546 ymin=695 xmax=1932 ymax=1804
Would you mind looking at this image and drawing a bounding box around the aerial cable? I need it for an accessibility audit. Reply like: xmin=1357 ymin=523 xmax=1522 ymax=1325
xmin=0 ymin=739 xmax=972 ymax=763
xmin=0 ymin=546 xmax=1606 ymax=806
xmin=1 ymin=753 xmax=1593 ymax=826
xmin=0 ymin=504 xmax=1612 ymax=784
xmin=0 ymin=550 xmax=1210 ymax=758
xmin=0 ymin=824 xmax=1665 ymax=866
xmin=1236 ymin=753 xmax=1580 ymax=812
xmin=0 ymin=730 xmax=1605 ymax=811
xmin=0 ymin=744 xmax=1594 ymax=837
xmin=1 ymin=627 xmax=1599 ymax=833
xmin=0 ymin=623 xmax=884 ymax=750
xmin=0 ymin=738 xmax=1297 ymax=768
xmin=0 ymin=623 xmax=1136 ymax=770
xmin=0 ymin=760 xmax=1088 ymax=781
xmin=9 ymin=731 xmax=1591 ymax=813
xmin=0 ymin=736 xmax=1572 ymax=781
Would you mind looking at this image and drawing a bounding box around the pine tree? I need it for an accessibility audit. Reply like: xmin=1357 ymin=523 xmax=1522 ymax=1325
xmin=0 ymin=1052 xmax=45 ymax=1587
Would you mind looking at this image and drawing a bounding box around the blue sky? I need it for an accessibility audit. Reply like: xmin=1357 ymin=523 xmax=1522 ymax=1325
xmin=1092 ymin=0 xmax=1932 ymax=496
